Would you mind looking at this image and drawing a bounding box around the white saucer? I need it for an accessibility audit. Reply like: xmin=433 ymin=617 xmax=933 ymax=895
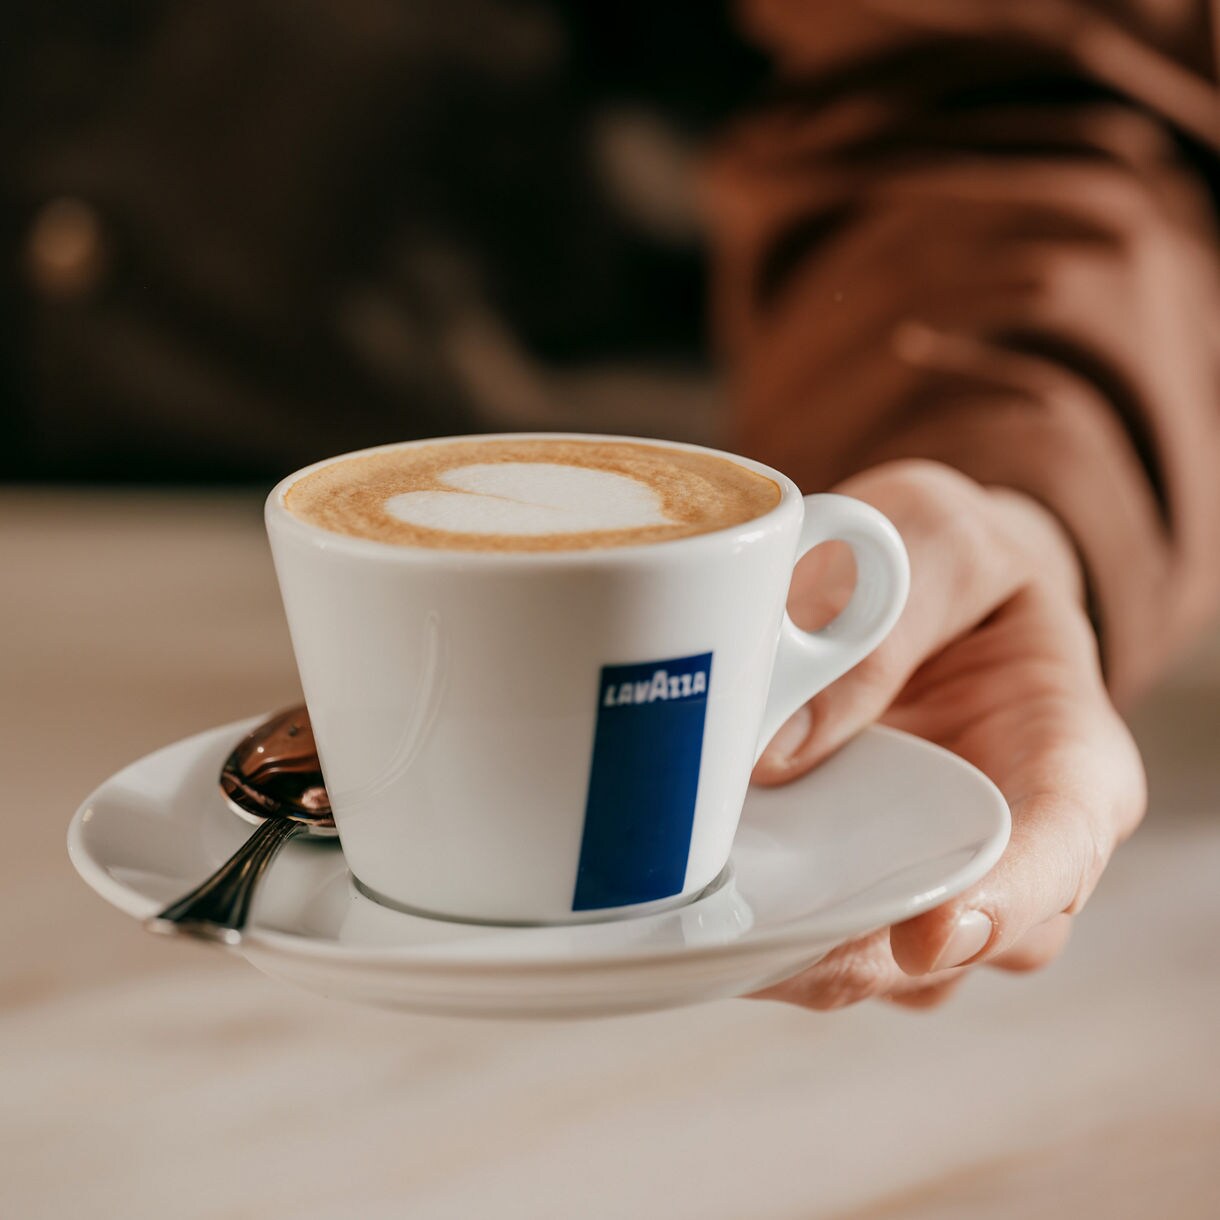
xmin=68 ymin=717 xmax=1009 ymax=1019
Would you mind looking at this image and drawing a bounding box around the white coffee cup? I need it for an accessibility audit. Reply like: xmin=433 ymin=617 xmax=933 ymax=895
xmin=266 ymin=434 xmax=909 ymax=924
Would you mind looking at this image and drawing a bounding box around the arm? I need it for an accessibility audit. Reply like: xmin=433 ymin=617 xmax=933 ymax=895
xmin=708 ymin=0 xmax=1220 ymax=704
xmin=706 ymin=0 xmax=1220 ymax=1008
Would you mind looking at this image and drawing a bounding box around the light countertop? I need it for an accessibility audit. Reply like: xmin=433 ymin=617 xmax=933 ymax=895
xmin=3 ymin=488 xmax=1218 ymax=1220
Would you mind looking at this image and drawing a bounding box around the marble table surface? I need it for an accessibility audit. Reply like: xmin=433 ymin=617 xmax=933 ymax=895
xmin=2 ymin=488 xmax=1218 ymax=1220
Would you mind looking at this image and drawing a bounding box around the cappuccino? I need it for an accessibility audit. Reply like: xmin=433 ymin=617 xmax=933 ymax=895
xmin=283 ymin=437 xmax=781 ymax=552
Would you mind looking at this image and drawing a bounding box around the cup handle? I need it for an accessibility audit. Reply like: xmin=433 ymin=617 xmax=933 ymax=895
xmin=755 ymin=494 xmax=910 ymax=763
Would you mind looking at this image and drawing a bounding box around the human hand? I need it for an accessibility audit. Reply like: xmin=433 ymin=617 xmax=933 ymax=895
xmin=752 ymin=460 xmax=1146 ymax=1010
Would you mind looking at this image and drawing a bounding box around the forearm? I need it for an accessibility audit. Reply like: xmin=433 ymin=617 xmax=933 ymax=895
xmin=709 ymin=0 xmax=1220 ymax=703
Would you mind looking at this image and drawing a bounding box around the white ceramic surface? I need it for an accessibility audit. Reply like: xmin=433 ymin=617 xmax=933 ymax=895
xmin=266 ymin=434 xmax=910 ymax=924
xmin=68 ymin=716 xmax=1008 ymax=1019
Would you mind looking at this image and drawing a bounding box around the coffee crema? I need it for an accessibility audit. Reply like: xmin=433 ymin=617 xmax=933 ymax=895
xmin=283 ymin=438 xmax=782 ymax=552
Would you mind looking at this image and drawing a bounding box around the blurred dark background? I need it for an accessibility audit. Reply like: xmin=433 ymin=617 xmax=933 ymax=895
xmin=2 ymin=1 xmax=767 ymax=484
xmin=3 ymin=0 xmax=1217 ymax=488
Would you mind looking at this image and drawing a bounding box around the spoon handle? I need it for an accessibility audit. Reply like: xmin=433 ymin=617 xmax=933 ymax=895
xmin=145 ymin=818 xmax=307 ymax=945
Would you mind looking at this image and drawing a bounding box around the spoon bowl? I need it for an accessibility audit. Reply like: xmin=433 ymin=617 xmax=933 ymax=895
xmin=219 ymin=705 xmax=334 ymax=830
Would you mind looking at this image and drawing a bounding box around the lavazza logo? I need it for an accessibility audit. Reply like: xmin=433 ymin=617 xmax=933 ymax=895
xmin=602 ymin=667 xmax=708 ymax=708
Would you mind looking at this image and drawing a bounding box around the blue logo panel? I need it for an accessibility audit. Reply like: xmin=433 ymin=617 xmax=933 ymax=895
xmin=572 ymin=652 xmax=712 ymax=911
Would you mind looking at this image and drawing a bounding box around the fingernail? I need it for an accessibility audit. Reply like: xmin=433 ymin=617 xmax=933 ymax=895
xmin=763 ymin=704 xmax=812 ymax=766
xmin=931 ymin=910 xmax=993 ymax=972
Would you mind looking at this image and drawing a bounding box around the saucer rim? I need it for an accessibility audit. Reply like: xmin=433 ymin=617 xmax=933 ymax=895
xmin=68 ymin=717 xmax=1010 ymax=975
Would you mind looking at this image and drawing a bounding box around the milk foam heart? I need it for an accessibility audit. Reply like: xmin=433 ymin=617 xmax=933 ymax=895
xmin=384 ymin=463 xmax=671 ymax=536
xmin=282 ymin=437 xmax=783 ymax=552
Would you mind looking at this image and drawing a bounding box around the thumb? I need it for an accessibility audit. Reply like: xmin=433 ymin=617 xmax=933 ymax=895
xmin=753 ymin=646 xmax=903 ymax=785
xmin=754 ymin=463 xmax=1033 ymax=784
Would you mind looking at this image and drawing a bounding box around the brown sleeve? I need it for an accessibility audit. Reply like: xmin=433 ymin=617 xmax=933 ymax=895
xmin=706 ymin=0 xmax=1220 ymax=704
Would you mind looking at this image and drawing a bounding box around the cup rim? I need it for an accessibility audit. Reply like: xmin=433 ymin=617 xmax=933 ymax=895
xmin=264 ymin=432 xmax=803 ymax=568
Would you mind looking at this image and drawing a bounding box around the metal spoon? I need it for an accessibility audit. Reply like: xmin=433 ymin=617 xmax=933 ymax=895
xmin=145 ymin=705 xmax=335 ymax=945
